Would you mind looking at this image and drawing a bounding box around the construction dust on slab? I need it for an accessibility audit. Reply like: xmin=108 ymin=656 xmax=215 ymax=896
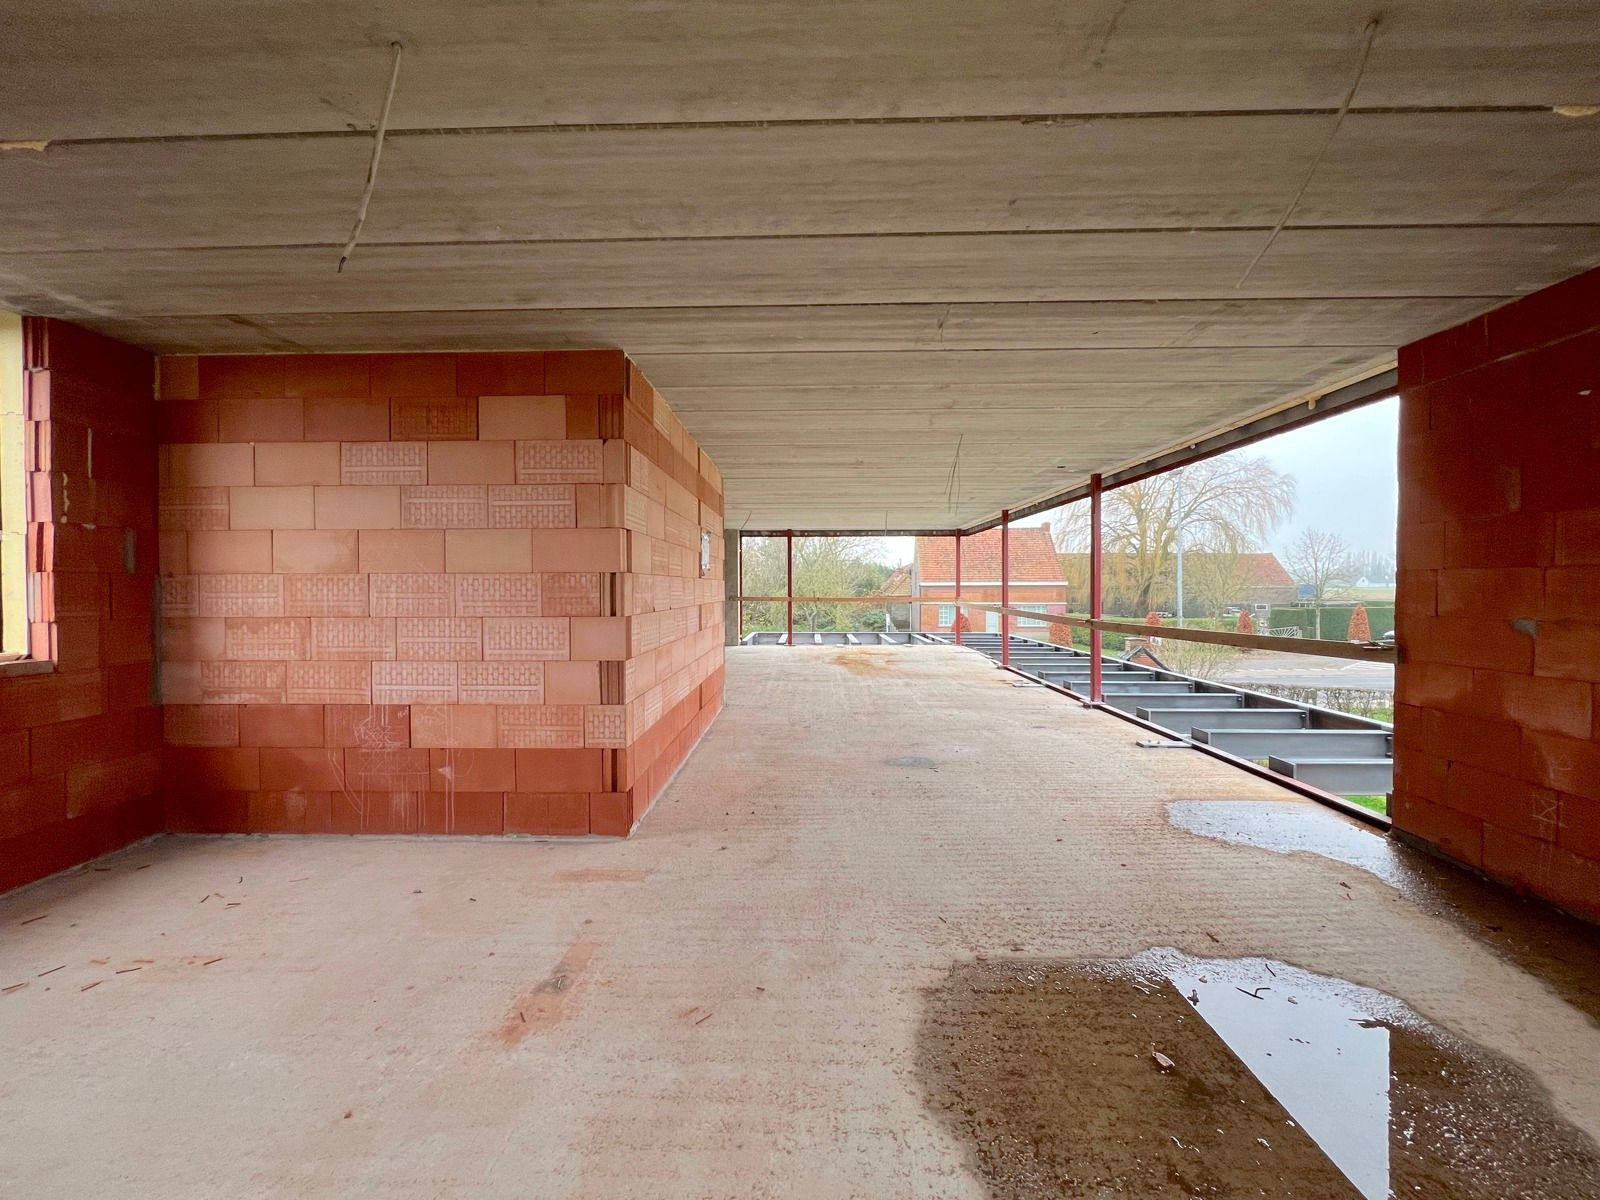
xmin=3 ymin=645 xmax=1599 ymax=1199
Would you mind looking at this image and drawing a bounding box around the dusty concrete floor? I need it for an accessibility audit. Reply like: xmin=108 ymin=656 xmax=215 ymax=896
xmin=2 ymin=646 xmax=1598 ymax=1198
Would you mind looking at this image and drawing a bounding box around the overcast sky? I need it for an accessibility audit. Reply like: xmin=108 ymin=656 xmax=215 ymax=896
xmin=1254 ymin=396 xmax=1399 ymax=559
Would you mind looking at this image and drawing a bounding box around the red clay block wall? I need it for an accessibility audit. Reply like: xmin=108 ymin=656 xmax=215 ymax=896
xmin=1394 ymin=266 xmax=1600 ymax=921
xmin=0 ymin=319 xmax=162 ymax=892
xmin=157 ymin=349 xmax=724 ymax=838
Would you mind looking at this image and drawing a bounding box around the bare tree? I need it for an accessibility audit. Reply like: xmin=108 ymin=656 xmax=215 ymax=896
xmin=1052 ymin=455 xmax=1295 ymax=615
xmin=1285 ymin=528 xmax=1354 ymax=637
xmin=1285 ymin=528 xmax=1353 ymax=604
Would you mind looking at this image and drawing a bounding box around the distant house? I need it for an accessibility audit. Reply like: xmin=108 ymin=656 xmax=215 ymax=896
xmin=1056 ymin=549 xmax=1296 ymax=615
xmin=911 ymin=525 xmax=1069 ymax=635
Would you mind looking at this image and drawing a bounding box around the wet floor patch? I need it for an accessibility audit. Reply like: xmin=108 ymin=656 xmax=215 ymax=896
xmin=888 ymin=755 xmax=940 ymax=770
xmin=1167 ymin=800 xmax=1600 ymax=1024
xmin=918 ymin=949 xmax=1600 ymax=1199
xmin=1168 ymin=799 xmax=1412 ymax=889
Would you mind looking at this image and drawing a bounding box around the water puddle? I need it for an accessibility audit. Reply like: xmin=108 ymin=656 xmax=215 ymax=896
xmin=1168 ymin=800 xmax=1413 ymax=889
xmin=918 ymin=949 xmax=1600 ymax=1199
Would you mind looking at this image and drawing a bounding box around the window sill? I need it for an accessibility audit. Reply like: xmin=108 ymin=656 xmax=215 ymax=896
xmin=0 ymin=656 xmax=54 ymax=678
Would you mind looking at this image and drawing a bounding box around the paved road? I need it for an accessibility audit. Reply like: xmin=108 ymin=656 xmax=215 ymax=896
xmin=1218 ymin=651 xmax=1395 ymax=693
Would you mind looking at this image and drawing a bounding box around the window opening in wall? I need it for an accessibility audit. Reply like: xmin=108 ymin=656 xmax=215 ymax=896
xmin=0 ymin=314 xmax=28 ymax=659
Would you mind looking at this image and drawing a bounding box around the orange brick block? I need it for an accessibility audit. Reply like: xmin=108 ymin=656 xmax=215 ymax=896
xmin=255 ymin=442 xmax=342 ymax=486
xmin=314 ymin=485 xmax=402 ymax=529
xmin=372 ymin=353 xmax=457 ymax=397
xmin=391 ymin=396 xmax=477 ymax=441
xmin=219 ymin=397 xmax=304 ymax=442
xmin=273 ymin=530 xmax=359 ymax=573
xmin=229 ymin=486 xmax=314 ymax=530
xmin=303 ymin=396 xmax=390 ymax=441
xmin=478 ymin=396 xmax=566 ymax=440
xmin=359 ymin=530 xmax=445 ymax=574
xmin=239 ymin=704 xmax=325 ymax=747
xmin=324 ymin=704 xmax=410 ymax=749
xmin=428 ymin=441 xmax=515 ymax=485
xmin=410 ymin=705 xmax=498 ymax=749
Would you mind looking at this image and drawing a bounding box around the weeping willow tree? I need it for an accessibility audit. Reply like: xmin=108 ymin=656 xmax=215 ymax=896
xmin=1053 ymin=455 xmax=1295 ymax=616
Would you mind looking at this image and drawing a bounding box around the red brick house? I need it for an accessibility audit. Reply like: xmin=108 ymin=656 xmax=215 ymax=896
xmin=911 ymin=525 xmax=1069 ymax=635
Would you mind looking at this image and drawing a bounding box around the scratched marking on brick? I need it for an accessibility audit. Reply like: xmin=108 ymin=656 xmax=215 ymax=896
xmin=353 ymin=707 xmax=407 ymax=751
xmin=200 ymin=661 xmax=286 ymax=704
xmin=515 ymin=439 xmax=603 ymax=484
xmin=159 ymin=575 xmax=200 ymax=617
xmin=1533 ymin=790 xmax=1560 ymax=836
xmin=488 ymin=484 xmax=575 ymax=529
xmin=158 ymin=487 xmax=229 ymax=530
xmin=401 ymin=485 xmax=488 ymax=529
xmin=310 ymin=618 xmax=396 ymax=660
xmin=454 ymin=574 xmax=541 ymax=616
xmin=341 ymin=441 xmax=426 ymax=485
xmin=483 ymin=617 xmax=569 ymax=661
xmin=391 ymin=397 xmax=476 ymax=440
xmin=286 ymin=661 xmax=371 ymax=704
xmin=459 ymin=661 xmax=544 ymax=705
xmin=223 ymin=617 xmax=309 ymax=660
xmin=540 ymin=572 xmax=600 ymax=616
xmin=584 ymin=706 xmax=629 ymax=748
xmin=370 ymin=572 xmax=452 ymax=616
xmin=197 ymin=574 xmax=284 ymax=617
xmin=396 ymin=617 xmax=483 ymax=661
xmin=497 ymin=704 xmax=583 ymax=748
xmin=284 ymin=573 xmax=369 ymax=617
xmin=373 ymin=661 xmax=457 ymax=704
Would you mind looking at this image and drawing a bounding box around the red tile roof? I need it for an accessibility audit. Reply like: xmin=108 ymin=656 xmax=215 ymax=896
xmin=1056 ymin=550 xmax=1294 ymax=587
xmin=915 ymin=525 xmax=1065 ymax=583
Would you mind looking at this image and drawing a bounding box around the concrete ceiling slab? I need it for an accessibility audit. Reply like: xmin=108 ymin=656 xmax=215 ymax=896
xmin=8 ymin=228 xmax=1600 ymax=318
xmin=3 ymin=1 xmax=1599 ymax=139
xmin=75 ymin=298 xmax=1501 ymax=356
xmin=6 ymin=112 xmax=1600 ymax=252
xmin=2 ymin=1 xmax=1599 ymax=527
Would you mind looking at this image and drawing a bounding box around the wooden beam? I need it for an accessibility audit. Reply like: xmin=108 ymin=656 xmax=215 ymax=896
xmin=955 ymin=602 xmax=1397 ymax=664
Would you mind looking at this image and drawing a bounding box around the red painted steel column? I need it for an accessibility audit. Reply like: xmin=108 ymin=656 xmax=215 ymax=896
xmin=1000 ymin=510 xmax=1010 ymax=667
xmin=1089 ymin=474 xmax=1104 ymax=701
xmin=953 ymin=531 xmax=963 ymax=645
xmin=785 ymin=529 xmax=795 ymax=646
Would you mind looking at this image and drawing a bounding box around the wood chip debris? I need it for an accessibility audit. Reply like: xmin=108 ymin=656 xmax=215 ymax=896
xmin=1152 ymin=1051 xmax=1175 ymax=1071
xmin=2 ymin=981 xmax=27 ymax=994
xmin=19 ymin=914 xmax=47 ymax=925
xmin=79 ymin=980 xmax=103 ymax=992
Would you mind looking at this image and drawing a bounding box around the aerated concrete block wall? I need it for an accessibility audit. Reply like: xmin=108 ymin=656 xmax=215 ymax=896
xmin=1394 ymin=266 xmax=1600 ymax=921
xmin=0 ymin=320 xmax=162 ymax=892
xmin=156 ymin=349 xmax=724 ymax=838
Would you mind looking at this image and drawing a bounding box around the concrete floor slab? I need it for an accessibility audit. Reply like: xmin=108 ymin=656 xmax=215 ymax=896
xmin=2 ymin=646 xmax=1598 ymax=1197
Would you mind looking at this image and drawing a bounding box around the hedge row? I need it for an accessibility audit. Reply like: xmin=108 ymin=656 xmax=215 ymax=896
xmin=1265 ymin=605 xmax=1396 ymax=640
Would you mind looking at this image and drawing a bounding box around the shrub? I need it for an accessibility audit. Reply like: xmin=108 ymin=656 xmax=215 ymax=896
xmin=1347 ymin=604 xmax=1371 ymax=642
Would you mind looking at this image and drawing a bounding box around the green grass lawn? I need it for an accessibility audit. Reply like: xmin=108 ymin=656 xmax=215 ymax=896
xmin=1344 ymin=794 xmax=1389 ymax=815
